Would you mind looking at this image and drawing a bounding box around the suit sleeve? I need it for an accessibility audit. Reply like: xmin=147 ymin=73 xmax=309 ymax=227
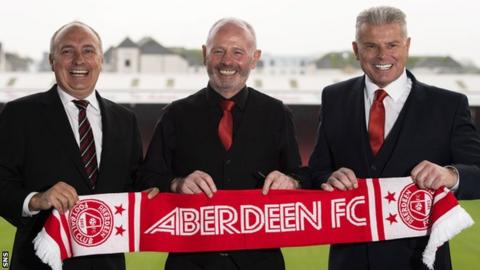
xmin=0 ymin=103 xmax=31 ymax=226
xmin=450 ymin=95 xmax=480 ymax=199
xmin=138 ymin=105 xmax=176 ymax=192
xmin=307 ymin=89 xmax=334 ymax=189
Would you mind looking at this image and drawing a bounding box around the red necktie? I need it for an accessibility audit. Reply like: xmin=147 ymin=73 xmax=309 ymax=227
xmin=218 ymin=100 xmax=235 ymax=151
xmin=368 ymin=89 xmax=388 ymax=156
xmin=73 ymin=100 xmax=98 ymax=189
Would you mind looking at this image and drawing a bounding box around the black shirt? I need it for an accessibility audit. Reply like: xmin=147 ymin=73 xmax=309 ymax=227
xmin=139 ymin=85 xmax=302 ymax=191
xmin=205 ymin=84 xmax=248 ymax=141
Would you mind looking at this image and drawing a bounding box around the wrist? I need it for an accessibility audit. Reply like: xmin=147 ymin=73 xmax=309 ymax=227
xmin=28 ymin=193 xmax=41 ymax=211
xmin=444 ymin=165 xmax=459 ymax=189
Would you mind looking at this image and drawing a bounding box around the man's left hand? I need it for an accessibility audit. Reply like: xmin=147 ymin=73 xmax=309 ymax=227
xmin=262 ymin=170 xmax=299 ymax=195
xmin=411 ymin=160 xmax=458 ymax=190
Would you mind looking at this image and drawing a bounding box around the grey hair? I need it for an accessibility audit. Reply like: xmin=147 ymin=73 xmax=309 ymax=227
xmin=206 ymin=17 xmax=257 ymax=50
xmin=49 ymin=21 xmax=103 ymax=55
xmin=355 ymin=6 xmax=407 ymax=41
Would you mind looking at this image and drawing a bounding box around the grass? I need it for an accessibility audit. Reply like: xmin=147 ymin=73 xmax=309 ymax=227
xmin=1 ymin=200 xmax=478 ymax=269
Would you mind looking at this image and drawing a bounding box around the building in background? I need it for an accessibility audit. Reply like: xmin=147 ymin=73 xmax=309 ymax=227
xmin=104 ymin=37 xmax=189 ymax=73
xmin=0 ymin=38 xmax=479 ymax=75
xmin=311 ymin=51 xmax=476 ymax=74
xmin=38 ymin=52 xmax=51 ymax=72
xmin=256 ymin=54 xmax=314 ymax=75
xmin=0 ymin=43 xmax=33 ymax=72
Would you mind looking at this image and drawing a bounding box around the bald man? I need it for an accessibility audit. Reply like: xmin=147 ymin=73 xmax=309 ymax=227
xmin=139 ymin=18 xmax=303 ymax=270
xmin=0 ymin=21 xmax=143 ymax=270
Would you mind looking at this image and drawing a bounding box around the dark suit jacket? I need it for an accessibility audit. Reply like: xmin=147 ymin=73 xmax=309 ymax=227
xmin=308 ymin=70 xmax=480 ymax=270
xmin=0 ymin=85 xmax=143 ymax=270
xmin=140 ymin=86 xmax=302 ymax=270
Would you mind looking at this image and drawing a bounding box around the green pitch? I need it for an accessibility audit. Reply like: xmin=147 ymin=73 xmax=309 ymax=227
xmin=1 ymin=201 xmax=478 ymax=269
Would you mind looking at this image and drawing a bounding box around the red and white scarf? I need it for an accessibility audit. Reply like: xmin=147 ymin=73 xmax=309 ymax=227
xmin=33 ymin=177 xmax=473 ymax=270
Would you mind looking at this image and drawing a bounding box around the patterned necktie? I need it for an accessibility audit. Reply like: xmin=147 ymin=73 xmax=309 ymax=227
xmin=73 ymin=100 xmax=98 ymax=189
xmin=368 ymin=89 xmax=388 ymax=156
xmin=218 ymin=100 xmax=235 ymax=151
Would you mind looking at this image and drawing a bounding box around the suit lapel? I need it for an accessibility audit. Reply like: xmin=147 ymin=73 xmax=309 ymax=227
xmin=372 ymin=72 xmax=426 ymax=176
xmin=42 ymin=86 xmax=91 ymax=189
xmin=380 ymin=74 xmax=428 ymax=175
xmin=95 ymin=92 xmax=117 ymax=192
xmin=347 ymin=77 xmax=373 ymax=172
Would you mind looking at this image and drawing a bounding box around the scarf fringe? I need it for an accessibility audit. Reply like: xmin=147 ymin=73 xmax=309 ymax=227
xmin=31 ymin=186 xmax=474 ymax=269
xmin=33 ymin=228 xmax=63 ymax=270
xmin=422 ymin=205 xmax=474 ymax=269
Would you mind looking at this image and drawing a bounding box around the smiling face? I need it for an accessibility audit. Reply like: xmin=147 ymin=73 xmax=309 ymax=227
xmin=353 ymin=23 xmax=410 ymax=88
xmin=202 ymin=22 xmax=261 ymax=98
xmin=50 ymin=24 xmax=103 ymax=99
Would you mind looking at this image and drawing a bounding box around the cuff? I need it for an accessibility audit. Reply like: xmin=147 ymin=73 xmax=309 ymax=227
xmin=22 ymin=192 xmax=40 ymax=217
xmin=445 ymin=165 xmax=460 ymax=192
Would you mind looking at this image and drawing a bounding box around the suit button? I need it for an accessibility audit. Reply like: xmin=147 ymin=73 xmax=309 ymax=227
xmin=219 ymin=252 xmax=229 ymax=256
xmin=371 ymin=165 xmax=377 ymax=171
xmin=225 ymin=159 xmax=231 ymax=165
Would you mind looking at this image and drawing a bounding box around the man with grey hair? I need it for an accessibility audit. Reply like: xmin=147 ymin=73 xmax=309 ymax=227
xmin=0 ymin=21 xmax=146 ymax=270
xmin=308 ymin=6 xmax=480 ymax=270
xmin=140 ymin=17 xmax=303 ymax=270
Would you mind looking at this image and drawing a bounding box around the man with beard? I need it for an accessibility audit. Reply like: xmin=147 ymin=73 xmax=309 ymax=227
xmin=139 ymin=18 xmax=303 ymax=270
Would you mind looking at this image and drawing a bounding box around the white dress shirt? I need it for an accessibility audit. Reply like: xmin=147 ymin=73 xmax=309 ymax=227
xmin=364 ymin=70 xmax=411 ymax=137
xmin=57 ymin=86 xmax=103 ymax=160
xmin=363 ymin=70 xmax=459 ymax=190
xmin=22 ymin=87 xmax=103 ymax=216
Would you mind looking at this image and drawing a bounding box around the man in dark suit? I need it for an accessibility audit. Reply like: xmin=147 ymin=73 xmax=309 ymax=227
xmin=0 ymin=22 xmax=145 ymax=270
xmin=139 ymin=18 xmax=303 ymax=270
xmin=308 ymin=6 xmax=480 ymax=270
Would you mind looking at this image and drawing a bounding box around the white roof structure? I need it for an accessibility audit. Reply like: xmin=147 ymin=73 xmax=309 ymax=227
xmin=1 ymin=71 xmax=480 ymax=105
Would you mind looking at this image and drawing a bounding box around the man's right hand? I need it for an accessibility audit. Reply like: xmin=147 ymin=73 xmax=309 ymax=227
xmin=29 ymin=181 xmax=79 ymax=214
xmin=170 ymin=170 xmax=217 ymax=198
xmin=322 ymin=167 xmax=358 ymax=191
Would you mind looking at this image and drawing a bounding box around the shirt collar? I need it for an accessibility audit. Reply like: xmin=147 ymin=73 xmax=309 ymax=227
xmin=365 ymin=69 xmax=409 ymax=102
xmin=57 ymin=85 xmax=100 ymax=112
xmin=206 ymin=84 xmax=249 ymax=111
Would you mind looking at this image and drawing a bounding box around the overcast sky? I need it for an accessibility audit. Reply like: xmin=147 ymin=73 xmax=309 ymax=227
xmin=1 ymin=0 xmax=479 ymax=66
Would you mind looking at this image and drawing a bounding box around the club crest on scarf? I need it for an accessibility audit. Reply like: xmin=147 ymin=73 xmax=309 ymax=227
xmin=70 ymin=199 xmax=114 ymax=247
xmin=398 ymin=183 xmax=433 ymax=230
xmin=33 ymin=179 xmax=474 ymax=270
